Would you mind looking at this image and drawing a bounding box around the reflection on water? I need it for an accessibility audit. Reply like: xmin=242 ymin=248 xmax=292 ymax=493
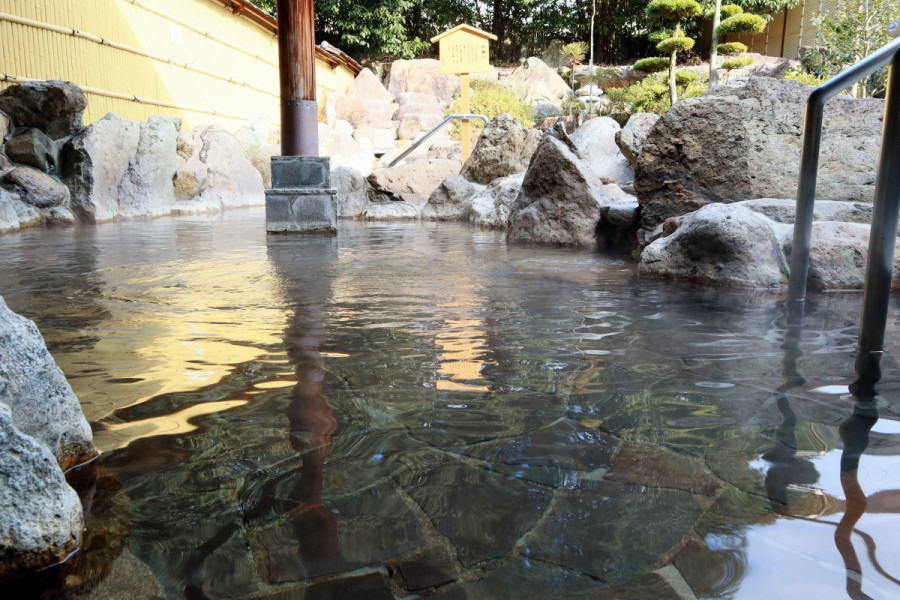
xmin=1 ymin=208 xmax=900 ymax=599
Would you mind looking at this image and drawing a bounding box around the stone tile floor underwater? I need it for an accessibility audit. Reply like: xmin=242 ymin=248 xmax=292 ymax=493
xmin=1 ymin=208 xmax=899 ymax=599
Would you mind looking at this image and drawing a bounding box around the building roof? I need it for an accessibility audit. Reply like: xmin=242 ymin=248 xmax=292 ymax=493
xmin=430 ymin=24 xmax=498 ymax=43
xmin=215 ymin=0 xmax=362 ymax=74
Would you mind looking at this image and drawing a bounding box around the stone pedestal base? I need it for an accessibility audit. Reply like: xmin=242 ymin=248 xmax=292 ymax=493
xmin=266 ymin=155 xmax=337 ymax=233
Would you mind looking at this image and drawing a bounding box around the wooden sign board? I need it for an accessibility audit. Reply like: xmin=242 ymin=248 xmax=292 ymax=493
xmin=430 ymin=24 xmax=497 ymax=74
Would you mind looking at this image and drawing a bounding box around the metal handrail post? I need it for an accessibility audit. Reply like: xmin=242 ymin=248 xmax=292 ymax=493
xmin=851 ymin=53 xmax=900 ymax=399
xmin=388 ymin=113 xmax=488 ymax=168
xmin=788 ymin=36 xmax=900 ymax=309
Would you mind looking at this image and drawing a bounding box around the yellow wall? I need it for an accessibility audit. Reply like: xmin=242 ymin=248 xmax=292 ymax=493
xmin=731 ymin=0 xmax=834 ymax=59
xmin=0 ymin=0 xmax=356 ymax=129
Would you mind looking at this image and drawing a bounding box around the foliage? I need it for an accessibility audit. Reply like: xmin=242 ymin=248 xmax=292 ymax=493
xmin=646 ymin=0 xmax=703 ymax=21
xmin=657 ymin=36 xmax=695 ymax=52
xmin=784 ymin=65 xmax=825 ymax=87
xmin=675 ymin=69 xmax=700 ymax=85
xmin=602 ymin=71 xmax=706 ymax=121
xmin=704 ymin=3 xmax=743 ymax=19
xmin=804 ymin=0 xmax=900 ymax=96
xmin=633 ymin=57 xmax=671 ymax=72
xmin=721 ymin=56 xmax=754 ymax=69
xmin=734 ymin=0 xmax=802 ymax=13
xmin=716 ymin=13 xmax=767 ymax=35
xmin=447 ymin=79 xmax=535 ymax=138
xmin=717 ymin=41 xmax=748 ymax=54
xmin=648 ymin=28 xmax=675 ymax=43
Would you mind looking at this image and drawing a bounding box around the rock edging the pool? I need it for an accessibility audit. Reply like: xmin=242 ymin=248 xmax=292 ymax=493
xmin=0 ymin=295 xmax=98 ymax=581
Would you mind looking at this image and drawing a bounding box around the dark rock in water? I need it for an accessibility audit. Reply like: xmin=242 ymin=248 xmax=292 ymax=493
xmin=639 ymin=203 xmax=789 ymax=288
xmin=0 ymin=296 xmax=96 ymax=469
xmin=0 ymin=403 xmax=83 ymax=582
xmin=421 ymin=174 xmax=483 ymax=221
xmin=460 ymin=113 xmax=541 ymax=185
xmin=331 ymin=166 xmax=368 ymax=218
xmin=467 ymin=172 xmax=524 ymax=230
xmin=634 ymin=77 xmax=884 ymax=232
xmin=1 ymin=165 xmax=69 ymax=209
xmin=0 ymin=81 xmax=87 ymax=140
xmin=4 ymin=128 xmax=59 ymax=175
xmin=367 ymin=158 xmax=460 ymax=206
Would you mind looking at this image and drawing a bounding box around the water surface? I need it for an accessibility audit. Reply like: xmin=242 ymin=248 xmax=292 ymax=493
xmin=2 ymin=207 xmax=900 ymax=599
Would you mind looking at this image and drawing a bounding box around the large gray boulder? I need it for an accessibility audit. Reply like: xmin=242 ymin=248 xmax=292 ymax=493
xmin=736 ymin=198 xmax=873 ymax=225
xmin=364 ymin=200 xmax=420 ymax=220
xmin=388 ymin=59 xmax=461 ymax=107
xmin=421 ymin=175 xmax=484 ymax=220
xmin=193 ymin=125 xmax=265 ymax=209
xmin=0 ymin=296 xmax=96 ymax=470
xmin=1 ymin=166 xmax=69 ymax=209
xmin=232 ymin=112 xmax=270 ymax=160
xmin=507 ymin=136 xmax=617 ymax=248
xmin=638 ymin=203 xmax=789 ymax=287
xmin=0 ymin=80 xmax=87 ymax=140
xmin=117 ymin=116 xmax=179 ymax=218
xmin=0 ymin=110 xmax=10 ymax=140
xmin=615 ymin=113 xmax=658 ymax=167
xmin=367 ymin=158 xmax=461 ymax=206
xmin=501 ymin=57 xmax=572 ymax=118
xmin=62 ymin=113 xmax=141 ymax=222
xmin=331 ymin=166 xmax=369 ymax=218
xmin=460 ymin=114 xmax=541 ymax=184
xmin=173 ymin=156 xmax=210 ymax=202
xmin=4 ymin=128 xmax=60 ymax=175
xmin=634 ymin=78 xmax=885 ymax=232
xmin=468 ymin=172 xmax=525 ymax=229
xmin=0 ymin=403 xmax=84 ymax=582
xmin=348 ymin=69 xmax=395 ymax=129
xmin=570 ymin=117 xmax=634 ymax=184
xmin=0 ymin=191 xmax=19 ymax=231
xmin=784 ymin=221 xmax=900 ymax=290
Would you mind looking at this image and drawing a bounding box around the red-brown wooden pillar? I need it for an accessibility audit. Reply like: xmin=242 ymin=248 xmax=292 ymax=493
xmin=277 ymin=0 xmax=318 ymax=156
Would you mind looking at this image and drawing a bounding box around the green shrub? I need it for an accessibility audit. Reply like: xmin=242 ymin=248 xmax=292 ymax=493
xmin=675 ymin=69 xmax=700 ymax=85
xmin=717 ymin=42 xmax=748 ymax=55
xmin=648 ymin=28 xmax=674 ymax=44
xmin=703 ymin=3 xmax=742 ymax=19
xmin=633 ymin=56 xmax=670 ymax=73
xmin=603 ymin=71 xmax=707 ymax=121
xmin=646 ymin=0 xmax=702 ymax=21
xmin=722 ymin=56 xmax=754 ymax=70
xmin=716 ymin=13 xmax=767 ymax=35
xmin=447 ymin=79 xmax=535 ymax=139
xmin=784 ymin=65 xmax=825 ymax=87
xmin=656 ymin=36 xmax=695 ymax=53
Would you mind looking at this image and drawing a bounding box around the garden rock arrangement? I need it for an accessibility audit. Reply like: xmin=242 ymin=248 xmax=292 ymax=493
xmin=630 ymin=77 xmax=892 ymax=289
xmin=0 ymin=296 xmax=97 ymax=580
xmin=0 ymin=80 xmax=264 ymax=232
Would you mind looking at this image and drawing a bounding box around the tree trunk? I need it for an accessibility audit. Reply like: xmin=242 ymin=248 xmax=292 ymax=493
xmin=709 ymin=0 xmax=722 ymax=85
xmin=669 ymin=49 xmax=678 ymax=105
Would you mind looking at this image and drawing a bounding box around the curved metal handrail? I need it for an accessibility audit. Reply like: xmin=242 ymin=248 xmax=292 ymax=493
xmin=387 ymin=113 xmax=488 ymax=167
xmin=788 ymin=35 xmax=900 ymax=398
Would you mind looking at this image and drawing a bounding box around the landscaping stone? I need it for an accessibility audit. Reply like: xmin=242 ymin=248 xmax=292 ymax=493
xmin=523 ymin=478 xmax=702 ymax=583
xmin=367 ymin=158 xmax=461 ymax=206
xmin=233 ymin=112 xmax=270 ymax=160
xmin=397 ymin=114 xmax=440 ymax=140
xmin=634 ymin=77 xmax=885 ymax=232
xmin=426 ymin=139 xmax=462 ymax=162
xmin=251 ymin=143 xmax=279 ymax=188
xmin=541 ymin=39 xmax=567 ymax=68
xmin=596 ymin=201 xmax=641 ymax=253
xmin=507 ymin=136 xmax=614 ymax=248
xmin=62 ymin=113 xmax=141 ymax=222
xmin=0 ymin=80 xmax=87 ymax=140
xmin=352 ymin=127 xmax=396 ymax=150
xmin=421 ymin=174 xmax=484 ymax=221
xmin=468 ymin=172 xmax=524 ymax=229
xmin=194 ymin=125 xmax=265 ymax=209
xmin=0 ymin=191 xmax=18 ymax=231
xmin=576 ymin=83 xmax=603 ymax=97
xmin=117 ymin=116 xmax=178 ymax=217
xmin=615 ymin=112 xmax=658 ymax=167
xmin=396 ymin=92 xmax=441 ymax=106
xmin=11 ymin=197 xmax=40 ymax=227
xmin=460 ymin=114 xmax=541 ymax=184
xmin=638 ymin=203 xmax=789 ymax=288
xmin=331 ymin=166 xmax=369 ymax=218
xmin=0 ymin=152 xmax=11 ymax=174
xmin=4 ymin=128 xmax=59 ymax=174
xmin=401 ymin=460 xmax=553 ymax=566
xmin=388 ymin=59 xmax=461 ymax=107
xmin=784 ymin=221 xmax=900 ymax=290
xmin=364 ymin=200 xmax=419 ymax=220
xmin=570 ymin=116 xmax=634 ymax=184
xmin=605 ymin=442 xmax=720 ymax=496
xmin=736 ymin=198 xmax=873 ymax=224
xmin=1 ymin=165 xmax=69 ymax=209
xmin=0 ymin=296 xmax=97 ymax=469
xmin=0 ymin=403 xmax=83 ymax=582
xmin=0 ymin=110 xmax=10 ymax=140
xmin=318 ymin=122 xmax=361 ymax=159
xmin=176 ymin=129 xmax=195 ymax=158
xmin=501 ymin=57 xmax=572 ymax=118
xmin=349 ymin=68 xmax=393 ymax=104
xmin=173 ymin=156 xmax=210 ymax=202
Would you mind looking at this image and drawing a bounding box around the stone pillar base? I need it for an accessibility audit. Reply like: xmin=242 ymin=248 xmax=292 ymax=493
xmin=266 ymin=155 xmax=337 ymax=233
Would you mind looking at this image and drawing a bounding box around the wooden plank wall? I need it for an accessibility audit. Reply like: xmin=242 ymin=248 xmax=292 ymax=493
xmin=0 ymin=0 xmax=356 ymax=129
xmin=724 ymin=0 xmax=836 ymax=59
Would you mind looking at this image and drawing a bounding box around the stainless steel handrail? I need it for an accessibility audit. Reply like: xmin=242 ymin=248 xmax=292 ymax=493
xmin=788 ymin=35 xmax=900 ymax=399
xmin=387 ymin=113 xmax=489 ymax=167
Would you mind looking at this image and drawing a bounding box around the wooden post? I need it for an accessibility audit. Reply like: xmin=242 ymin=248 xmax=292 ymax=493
xmin=460 ymin=73 xmax=471 ymax=164
xmin=277 ymin=0 xmax=318 ymax=157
